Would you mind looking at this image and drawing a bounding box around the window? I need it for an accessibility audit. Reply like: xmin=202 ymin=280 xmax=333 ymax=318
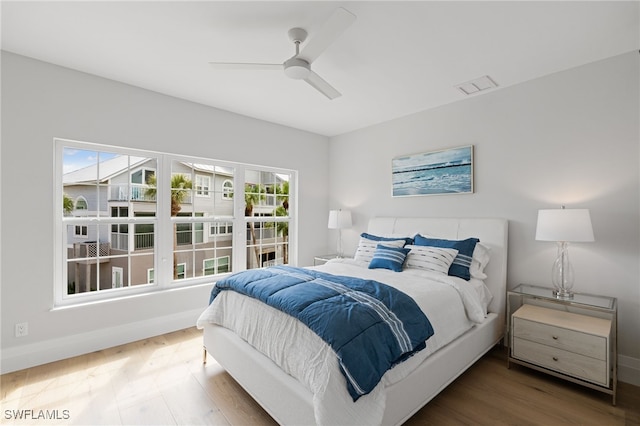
xmin=176 ymin=263 xmax=186 ymax=280
xmin=203 ymin=256 xmax=230 ymax=275
xmin=245 ymin=170 xmax=291 ymax=269
xmin=130 ymin=168 xmax=155 ymax=201
xmin=209 ymin=221 xmax=232 ymax=236
xmin=112 ymin=267 xmax=124 ymax=288
xmin=131 ymin=168 xmax=155 ymax=184
xmin=75 ymin=196 xmax=88 ymax=210
xmin=56 ymin=138 xmax=296 ymax=306
xmin=222 ymin=180 xmax=233 ymax=199
xmin=74 ymin=225 xmax=88 ymax=237
xmin=195 ymin=175 xmax=211 ymax=197
xmin=111 ymin=206 xmax=129 ymax=250
xmin=134 ymin=212 xmax=154 ymax=250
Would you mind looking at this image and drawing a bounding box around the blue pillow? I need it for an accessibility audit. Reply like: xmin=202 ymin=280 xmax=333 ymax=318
xmin=413 ymin=235 xmax=479 ymax=280
xmin=360 ymin=232 xmax=413 ymax=246
xmin=368 ymin=244 xmax=411 ymax=272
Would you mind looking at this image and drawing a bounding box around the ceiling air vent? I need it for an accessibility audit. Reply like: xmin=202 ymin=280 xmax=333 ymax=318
xmin=455 ymin=75 xmax=498 ymax=96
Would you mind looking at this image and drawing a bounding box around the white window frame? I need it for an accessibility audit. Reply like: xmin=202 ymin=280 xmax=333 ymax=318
xmin=222 ymin=179 xmax=233 ymax=200
xmin=203 ymin=258 xmax=215 ymax=276
xmin=203 ymin=256 xmax=230 ymax=276
xmin=55 ymin=138 xmax=297 ymax=307
xmin=195 ymin=174 xmax=211 ymax=197
xmin=112 ymin=267 xmax=124 ymax=288
xmin=209 ymin=221 xmax=233 ymax=237
xmin=74 ymin=225 xmax=88 ymax=238
xmin=130 ymin=167 xmax=155 ymax=185
xmin=176 ymin=262 xmax=187 ymax=280
xmin=75 ymin=196 xmax=88 ymax=210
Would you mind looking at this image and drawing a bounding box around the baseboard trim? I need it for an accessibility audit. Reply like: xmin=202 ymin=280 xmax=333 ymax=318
xmin=618 ymin=354 xmax=640 ymax=387
xmin=1 ymin=308 xmax=203 ymax=374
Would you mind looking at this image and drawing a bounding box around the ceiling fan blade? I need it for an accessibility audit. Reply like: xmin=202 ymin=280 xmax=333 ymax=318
xmin=209 ymin=62 xmax=282 ymax=71
xmin=304 ymin=71 xmax=341 ymax=100
xmin=298 ymin=7 xmax=356 ymax=63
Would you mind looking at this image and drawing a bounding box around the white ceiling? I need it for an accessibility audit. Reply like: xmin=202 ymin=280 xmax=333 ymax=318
xmin=2 ymin=1 xmax=638 ymax=137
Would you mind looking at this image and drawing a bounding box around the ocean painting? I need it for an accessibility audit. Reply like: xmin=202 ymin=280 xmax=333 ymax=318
xmin=392 ymin=145 xmax=473 ymax=196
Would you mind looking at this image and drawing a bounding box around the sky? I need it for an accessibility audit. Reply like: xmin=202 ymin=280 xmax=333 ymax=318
xmin=63 ymin=148 xmax=119 ymax=174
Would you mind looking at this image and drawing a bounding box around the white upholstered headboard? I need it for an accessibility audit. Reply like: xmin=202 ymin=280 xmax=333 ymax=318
xmin=367 ymin=217 xmax=509 ymax=325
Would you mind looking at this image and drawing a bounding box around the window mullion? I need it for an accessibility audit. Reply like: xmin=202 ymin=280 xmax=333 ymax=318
xmin=233 ymin=167 xmax=246 ymax=272
xmin=157 ymin=154 xmax=173 ymax=287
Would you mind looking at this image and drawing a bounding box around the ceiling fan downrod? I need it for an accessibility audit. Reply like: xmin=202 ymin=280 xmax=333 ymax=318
xmin=284 ymin=28 xmax=311 ymax=79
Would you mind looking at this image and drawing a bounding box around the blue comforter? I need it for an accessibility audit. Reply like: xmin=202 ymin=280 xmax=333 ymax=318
xmin=209 ymin=266 xmax=434 ymax=401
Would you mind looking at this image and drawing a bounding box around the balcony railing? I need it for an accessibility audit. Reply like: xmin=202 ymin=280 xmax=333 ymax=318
xmin=110 ymin=232 xmax=155 ymax=251
xmin=176 ymin=229 xmax=204 ymax=245
xmin=73 ymin=241 xmax=111 ymax=263
xmin=110 ymin=184 xmax=157 ymax=202
xmin=109 ymin=184 xmax=194 ymax=203
xmin=135 ymin=232 xmax=154 ymax=250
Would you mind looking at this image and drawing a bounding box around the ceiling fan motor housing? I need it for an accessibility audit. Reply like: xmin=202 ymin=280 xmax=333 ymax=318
xmin=284 ymin=57 xmax=311 ymax=79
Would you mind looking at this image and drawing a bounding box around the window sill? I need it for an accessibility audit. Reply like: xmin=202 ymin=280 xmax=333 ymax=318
xmin=51 ymin=280 xmax=216 ymax=311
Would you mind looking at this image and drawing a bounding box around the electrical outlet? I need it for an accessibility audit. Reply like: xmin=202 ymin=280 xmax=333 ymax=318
xmin=15 ymin=322 xmax=28 ymax=337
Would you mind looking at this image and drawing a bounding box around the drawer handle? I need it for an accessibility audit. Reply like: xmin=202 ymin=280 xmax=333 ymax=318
xmin=552 ymin=356 xmax=559 ymax=362
xmin=552 ymin=336 xmax=559 ymax=340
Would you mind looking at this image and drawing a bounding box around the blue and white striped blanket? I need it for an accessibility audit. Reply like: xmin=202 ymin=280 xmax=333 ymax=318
xmin=209 ymin=265 xmax=434 ymax=400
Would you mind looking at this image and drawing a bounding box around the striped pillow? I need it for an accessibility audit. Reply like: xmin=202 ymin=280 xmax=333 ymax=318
xmin=413 ymin=235 xmax=480 ymax=280
xmin=368 ymin=244 xmax=411 ymax=272
xmin=405 ymin=245 xmax=459 ymax=275
xmin=354 ymin=237 xmax=407 ymax=264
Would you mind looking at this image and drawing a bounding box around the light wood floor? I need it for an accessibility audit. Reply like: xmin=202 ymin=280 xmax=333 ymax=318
xmin=1 ymin=327 xmax=638 ymax=425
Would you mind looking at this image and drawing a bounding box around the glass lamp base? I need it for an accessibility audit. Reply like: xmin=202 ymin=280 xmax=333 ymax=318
xmin=552 ymin=242 xmax=575 ymax=300
xmin=553 ymin=289 xmax=574 ymax=299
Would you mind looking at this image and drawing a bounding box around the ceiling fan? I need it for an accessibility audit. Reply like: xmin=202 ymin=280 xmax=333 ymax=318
xmin=209 ymin=8 xmax=356 ymax=100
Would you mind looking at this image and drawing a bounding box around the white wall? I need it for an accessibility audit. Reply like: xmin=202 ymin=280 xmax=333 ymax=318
xmin=329 ymin=51 xmax=640 ymax=384
xmin=0 ymin=52 xmax=330 ymax=372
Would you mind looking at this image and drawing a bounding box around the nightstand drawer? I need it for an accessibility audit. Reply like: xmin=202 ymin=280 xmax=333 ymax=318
xmin=507 ymin=285 xmax=617 ymax=404
xmin=512 ymin=337 xmax=608 ymax=386
xmin=513 ymin=317 xmax=607 ymax=360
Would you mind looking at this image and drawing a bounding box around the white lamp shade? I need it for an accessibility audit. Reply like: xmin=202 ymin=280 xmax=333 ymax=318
xmin=536 ymin=209 xmax=594 ymax=242
xmin=328 ymin=209 xmax=352 ymax=229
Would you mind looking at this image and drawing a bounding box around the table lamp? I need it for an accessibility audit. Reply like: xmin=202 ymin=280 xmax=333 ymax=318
xmin=328 ymin=209 xmax=352 ymax=258
xmin=535 ymin=206 xmax=594 ymax=299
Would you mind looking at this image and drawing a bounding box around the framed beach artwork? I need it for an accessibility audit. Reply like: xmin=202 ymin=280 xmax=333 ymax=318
xmin=392 ymin=145 xmax=474 ymax=197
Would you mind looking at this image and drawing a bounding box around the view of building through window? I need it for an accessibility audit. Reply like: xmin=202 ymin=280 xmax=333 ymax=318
xmin=59 ymin=140 xmax=294 ymax=304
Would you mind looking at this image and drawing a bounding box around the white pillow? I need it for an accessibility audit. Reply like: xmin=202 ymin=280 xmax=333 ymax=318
xmin=404 ymin=245 xmax=459 ymax=275
xmin=468 ymin=278 xmax=493 ymax=315
xmin=470 ymin=243 xmax=491 ymax=280
xmin=354 ymin=237 xmax=407 ymax=264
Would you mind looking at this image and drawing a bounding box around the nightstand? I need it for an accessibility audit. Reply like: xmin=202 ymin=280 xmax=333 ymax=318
xmin=313 ymin=254 xmax=340 ymax=266
xmin=507 ymin=284 xmax=617 ymax=404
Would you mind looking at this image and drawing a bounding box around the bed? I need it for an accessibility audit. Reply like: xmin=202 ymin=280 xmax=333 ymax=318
xmin=197 ymin=216 xmax=508 ymax=425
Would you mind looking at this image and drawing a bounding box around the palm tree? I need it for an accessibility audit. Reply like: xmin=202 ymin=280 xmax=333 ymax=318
xmin=63 ymin=193 xmax=74 ymax=215
xmin=275 ymin=181 xmax=290 ymax=263
xmin=146 ymin=173 xmax=192 ymax=279
xmin=245 ymin=183 xmax=265 ymax=267
xmin=276 ymin=181 xmax=289 ymax=210
xmin=274 ymin=205 xmax=289 ymax=264
xmin=264 ymin=181 xmax=290 ymax=265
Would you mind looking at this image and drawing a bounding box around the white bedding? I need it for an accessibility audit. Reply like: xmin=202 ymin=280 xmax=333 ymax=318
xmin=196 ymin=259 xmax=491 ymax=425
